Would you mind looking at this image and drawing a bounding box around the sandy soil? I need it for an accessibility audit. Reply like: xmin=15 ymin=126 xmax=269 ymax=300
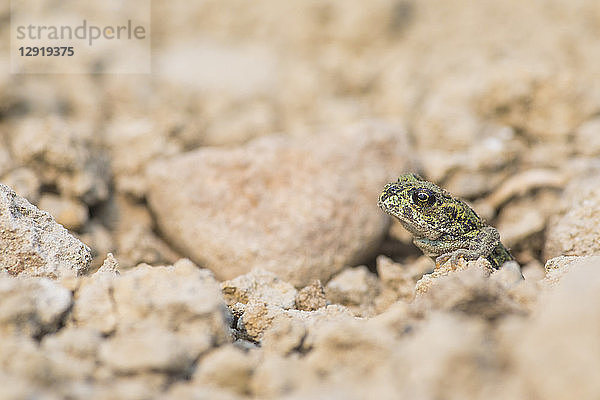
xmin=1 ymin=1 xmax=600 ymax=399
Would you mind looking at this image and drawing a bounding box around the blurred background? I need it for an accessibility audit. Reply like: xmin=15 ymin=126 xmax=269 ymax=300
xmin=1 ymin=0 xmax=599 ymax=272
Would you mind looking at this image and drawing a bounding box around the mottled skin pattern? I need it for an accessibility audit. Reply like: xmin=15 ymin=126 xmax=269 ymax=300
xmin=378 ymin=173 xmax=513 ymax=270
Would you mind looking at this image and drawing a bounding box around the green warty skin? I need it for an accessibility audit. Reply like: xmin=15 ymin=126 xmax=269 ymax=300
xmin=378 ymin=173 xmax=513 ymax=270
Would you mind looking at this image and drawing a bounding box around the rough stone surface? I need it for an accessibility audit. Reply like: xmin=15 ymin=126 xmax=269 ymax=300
xmin=96 ymin=253 xmax=120 ymax=275
xmin=222 ymin=268 xmax=297 ymax=310
xmin=295 ymin=280 xmax=328 ymax=311
xmin=147 ymin=121 xmax=412 ymax=286
xmin=0 ymin=184 xmax=92 ymax=278
xmin=543 ymin=255 xmax=600 ymax=286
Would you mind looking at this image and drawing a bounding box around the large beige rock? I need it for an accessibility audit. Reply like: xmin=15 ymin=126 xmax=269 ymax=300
xmin=0 ymin=184 xmax=92 ymax=278
xmin=147 ymin=121 xmax=412 ymax=286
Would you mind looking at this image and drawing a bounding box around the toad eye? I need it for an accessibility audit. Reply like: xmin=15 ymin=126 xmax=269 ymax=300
xmin=411 ymin=189 xmax=436 ymax=206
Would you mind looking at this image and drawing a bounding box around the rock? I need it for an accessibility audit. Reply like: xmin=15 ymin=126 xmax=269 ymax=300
xmin=520 ymin=259 xmax=545 ymax=281
xmin=394 ymin=313 xmax=498 ymax=399
xmin=99 ymin=327 xmax=195 ymax=374
xmin=38 ymin=193 xmax=89 ymax=231
xmin=71 ymin=258 xmax=231 ymax=349
xmin=147 ymin=121 xmax=412 ymax=286
xmin=115 ymin=224 xmax=180 ymax=269
xmin=251 ymin=355 xmax=306 ymax=399
xmin=95 ymin=195 xmax=181 ymax=270
xmin=325 ymin=266 xmax=380 ymax=316
xmin=103 ymin=117 xmax=182 ymax=198
xmin=489 ymin=261 xmax=525 ymax=289
xmin=9 ymin=116 xmax=110 ymax=205
xmin=295 ymin=280 xmax=327 ymax=311
xmin=367 ymin=301 xmax=412 ymax=337
xmin=375 ymin=255 xmax=416 ymax=304
xmin=96 ymin=253 xmax=120 ymax=275
xmin=77 ymin=221 xmax=115 ymax=271
xmin=240 ymin=302 xmax=353 ymax=343
xmin=575 ymin=117 xmax=600 ymax=157
xmin=0 ymin=144 xmax=12 ymax=177
xmin=5 ymin=0 xmax=600 ymax=398
xmin=495 ymin=194 xmax=551 ymax=248
xmin=165 ymin=384 xmax=246 ymax=400
xmin=221 ymin=268 xmax=297 ymax=309
xmin=0 ymin=167 xmax=40 ymax=203
xmin=0 ymin=184 xmax=92 ymax=278
xmin=40 ymin=327 xmax=102 ymax=382
xmin=476 ymin=68 xmax=591 ymax=141
xmin=484 ymin=169 xmax=566 ymax=211
xmin=110 ymin=260 xmax=230 ymax=348
xmin=544 ymin=175 xmax=600 ymax=259
xmin=0 ymin=275 xmax=72 ymax=337
xmin=543 ymin=255 xmax=600 ymax=286
xmin=0 ymin=373 xmax=34 ymax=400
xmin=236 ymin=301 xmax=279 ymax=341
xmin=510 ymin=256 xmax=600 ymax=400
xmin=0 ymin=336 xmax=55 ymax=386
xmin=41 ymin=327 xmax=103 ymax=361
xmin=192 ymin=345 xmax=258 ymax=395
xmin=414 ymin=257 xmax=474 ymax=295
xmin=70 ymin=271 xmax=118 ymax=334
xmin=260 ymin=314 xmax=308 ymax=355
xmin=302 ymin=317 xmax=396 ymax=379
xmin=414 ymin=261 xmax=526 ymax=321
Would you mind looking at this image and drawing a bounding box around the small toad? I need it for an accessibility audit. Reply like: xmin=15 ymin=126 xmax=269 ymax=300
xmin=378 ymin=173 xmax=513 ymax=270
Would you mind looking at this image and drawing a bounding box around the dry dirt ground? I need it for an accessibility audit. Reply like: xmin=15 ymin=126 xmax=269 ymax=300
xmin=1 ymin=1 xmax=600 ymax=399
